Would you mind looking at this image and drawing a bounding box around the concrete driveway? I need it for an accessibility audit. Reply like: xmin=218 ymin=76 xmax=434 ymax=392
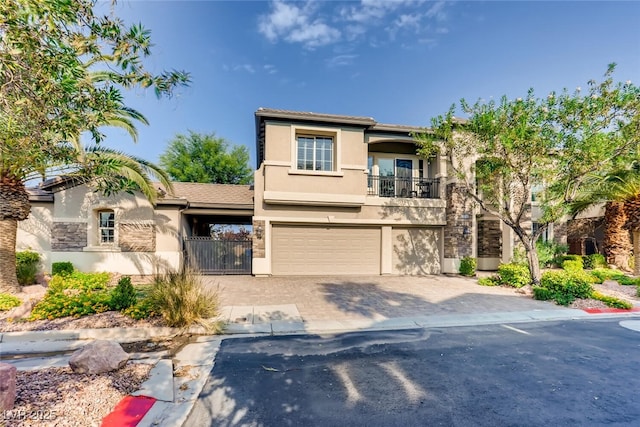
xmin=203 ymin=275 xmax=565 ymax=324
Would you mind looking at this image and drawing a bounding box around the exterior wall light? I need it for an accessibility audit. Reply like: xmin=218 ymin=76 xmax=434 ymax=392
xmin=256 ymin=224 xmax=263 ymax=239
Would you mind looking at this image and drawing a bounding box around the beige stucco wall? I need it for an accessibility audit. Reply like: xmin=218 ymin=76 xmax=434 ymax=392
xmin=16 ymin=184 xmax=183 ymax=275
xmin=17 ymin=202 xmax=54 ymax=271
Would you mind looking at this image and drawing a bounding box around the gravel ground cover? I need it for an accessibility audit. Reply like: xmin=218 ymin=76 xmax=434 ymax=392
xmin=5 ymin=363 xmax=151 ymax=427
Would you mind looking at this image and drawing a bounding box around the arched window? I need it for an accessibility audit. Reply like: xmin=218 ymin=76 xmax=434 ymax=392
xmin=98 ymin=209 xmax=115 ymax=244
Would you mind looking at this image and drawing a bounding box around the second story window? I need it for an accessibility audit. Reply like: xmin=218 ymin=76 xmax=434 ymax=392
xmin=297 ymin=135 xmax=333 ymax=171
xmin=98 ymin=210 xmax=115 ymax=244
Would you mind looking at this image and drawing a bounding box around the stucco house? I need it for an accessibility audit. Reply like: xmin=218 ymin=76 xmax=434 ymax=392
xmin=19 ymin=179 xmax=253 ymax=275
xmin=18 ymin=107 xmax=570 ymax=276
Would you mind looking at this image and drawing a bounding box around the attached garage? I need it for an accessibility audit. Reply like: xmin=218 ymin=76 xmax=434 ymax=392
xmin=392 ymin=227 xmax=441 ymax=275
xmin=271 ymin=225 xmax=381 ymax=275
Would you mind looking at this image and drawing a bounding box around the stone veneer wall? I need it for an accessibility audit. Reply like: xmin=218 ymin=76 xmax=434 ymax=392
xmin=443 ymin=183 xmax=473 ymax=258
xmin=552 ymin=221 xmax=567 ymax=245
xmin=119 ymin=223 xmax=156 ymax=252
xmin=51 ymin=222 xmax=87 ymax=251
xmin=252 ymin=220 xmax=265 ymax=258
xmin=477 ymin=219 xmax=501 ymax=257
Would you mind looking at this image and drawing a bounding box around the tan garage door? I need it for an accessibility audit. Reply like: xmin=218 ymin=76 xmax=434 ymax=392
xmin=272 ymin=225 xmax=381 ymax=275
xmin=392 ymin=227 xmax=441 ymax=275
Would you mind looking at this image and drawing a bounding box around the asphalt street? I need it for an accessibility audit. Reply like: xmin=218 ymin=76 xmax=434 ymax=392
xmin=186 ymin=319 xmax=640 ymax=426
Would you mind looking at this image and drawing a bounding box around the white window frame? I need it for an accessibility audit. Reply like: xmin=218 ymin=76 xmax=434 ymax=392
xmin=98 ymin=209 xmax=116 ymax=245
xmin=289 ymin=125 xmax=342 ymax=176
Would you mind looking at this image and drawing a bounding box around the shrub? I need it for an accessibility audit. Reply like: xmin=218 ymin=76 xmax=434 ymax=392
xmin=477 ymin=276 xmax=499 ymax=286
xmin=110 ymin=276 xmax=137 ymax=311
xmin=562 ymin=259 xmax=584 ymax=274
xmin=536 ymin=241 xmax=567 ymax=268
xmin=583 ymin=254 xmax=607 ymax=270
xmin=589 ymin=268 xmax=619 ymax=284
xmin=123 ymin=298 xmax=156 ymax=320
xmin=148 ymin=269 xmax=220 ymax=330
xmin=497 ymin=263 xmax=531 ymax=288
xmin=30 ymin=272 xmax=112 ymax=320
xmin=0 ymin=293 xmax=22 ymax=311
xmin=52 ymin=262 xmax=74 ymax=276
xmin=613 ymin=275 xmax=640 ymax=286
xmin=537 ymin=270 xmax=594 ymax=306
xmin=590 ymin=291 xmax=633 ymax=309
xmin=459 ymin=256 xmax=477 ymax=277
xmin=532 ymin=286 xmax=555 ymax=301
xmin=16 ymin=250 xmax=40 ymax=286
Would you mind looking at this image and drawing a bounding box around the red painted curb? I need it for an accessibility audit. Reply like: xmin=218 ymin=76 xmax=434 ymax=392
xmin=101 ymin=395 xmax=156 ymax=427
xmin=583 ymin=307 xmax=640 ymax=314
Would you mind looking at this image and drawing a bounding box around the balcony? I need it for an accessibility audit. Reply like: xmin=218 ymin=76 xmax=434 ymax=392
xmin=367 ymin=176 xmax=441 ymax=199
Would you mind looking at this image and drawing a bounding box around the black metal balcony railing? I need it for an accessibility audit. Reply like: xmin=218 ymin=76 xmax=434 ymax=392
xmin=367 ymin=175 xmax=440 ymax=199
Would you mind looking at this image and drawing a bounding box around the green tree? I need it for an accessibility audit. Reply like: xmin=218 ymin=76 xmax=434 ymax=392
xmin=570 ymin=164 xmax=640 ymax=273
xmin=416 ymin=65 xmax=639 ymax=285
xmin=0 ymin=0 xmax=190 ymax=293
xmin=160 ymin=131 xmax=252 ymax=184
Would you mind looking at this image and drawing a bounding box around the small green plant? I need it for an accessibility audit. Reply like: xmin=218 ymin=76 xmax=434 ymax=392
xmin=589 ymin=268 xmax=619 ymax=284
xmin=16 ymin=250 xmax=40 ymax=286
xmin=123 ymin=298 xmax=156 ymax=320
xmin=148 ymin=268 xmax=221 ymax=330
xmin=535 ymin=270 xmax=594 ymax=306
xmin=52 ymin=262 xmax=74 ymax=276
xmin=590 ymin=291 xmax=633 ymax=309
xmin=459 ymin=256 xmax=477 ymax=277
xmin=0 ymin=293 xmax=22 ymax=311
xmin=583 ymin=253 xmax=607 ymax=270
xmin=536 ymin=241 xmax=568 ymax=268
xmin=612 ymin=274 xmax=640 ymax=286
xmin=110 ymin=276 xmax=137 ymax=311
xmin=562 ymin=259 xmax=584 ymax=274
xmin=497 ymin=263 xmax=531 ymax=288
xmin=477 ymin=276 xmax=498 ymax=286
xmin=30 ymin=272 xmax=112 ymax=320
xmin=510 ymin=248 xmax=528 ymax=265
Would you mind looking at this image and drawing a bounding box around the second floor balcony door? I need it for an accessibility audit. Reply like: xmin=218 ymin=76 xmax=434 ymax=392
xmin=378 ymin=158 xmax=413 ymax=197
xmin=395 ymin=159 xmax=413 ymax=197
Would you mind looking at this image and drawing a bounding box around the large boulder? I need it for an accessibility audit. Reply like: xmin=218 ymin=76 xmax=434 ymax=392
xmin=69 ymin=340 xmax=129 ymax=374
xmin=0 ymin=362 xmax=17 ymax=410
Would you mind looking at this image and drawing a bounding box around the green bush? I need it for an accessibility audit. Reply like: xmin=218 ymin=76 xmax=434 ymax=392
xmin=30 ymin=272 xmax=112 ymax=320
xmin=459 ymin=256 xmax=477 ymax=277
xmin=110 ymin=276 xmax=137 ymax=311
xmin=52 ymin=262 xmax=74 ymax=276
xmin=583 ymin=253 xmax=607 ymax=270
xmin=123 ymin=298 xmax=156 ymax=320
xmin=532 ymin=286 xmax=555 ymax=301
xmin=591 ymin=291 xmax=633 ymax=309
xmin=16 ymin=250 xmax=40 ymax=286
xmin=536 ymin=241 xmax=568 ymax=268
xmin=477 ymin=276 xmax=499 ymax=286
xmin=589 ymin=268 xmax=619 ymax=284
xmin=148 ymin=269 xmax=220 ymax=330
xmin=537 ymin=270 xmax=594 ymax=306
xmin=497 ymin=263 xmax=531 ymax=288
xmin=613 ymin=275 xmax=640 ymax=286
xmin=562 ymin=259 xmax=584 ymax=274
xmin=0 ymin=293 xmax=22 ymax=311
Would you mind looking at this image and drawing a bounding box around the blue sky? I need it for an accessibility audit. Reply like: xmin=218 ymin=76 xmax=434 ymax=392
xmin=107 ymin=0 xmax=640 ymax=168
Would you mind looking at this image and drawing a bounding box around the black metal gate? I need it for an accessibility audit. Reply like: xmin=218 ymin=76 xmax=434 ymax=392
xmin=184 ymin=237 xmax=252 ymax=275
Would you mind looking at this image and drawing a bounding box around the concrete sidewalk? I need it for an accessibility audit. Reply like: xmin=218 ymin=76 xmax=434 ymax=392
xmin=2 ymin=274 xmax=640 ymax=426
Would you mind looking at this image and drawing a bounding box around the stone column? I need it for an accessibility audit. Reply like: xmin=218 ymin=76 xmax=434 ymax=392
xmin=443 ymin=183 xmax=473 ymax=259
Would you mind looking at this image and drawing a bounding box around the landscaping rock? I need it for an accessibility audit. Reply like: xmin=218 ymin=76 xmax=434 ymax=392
xmin=0 ymin=362 xmax=17 ymax=410
xmin=69 ymin=340 xmax=129 ymax=374
xmin=4 ymin=298 xmax=38 ymax=320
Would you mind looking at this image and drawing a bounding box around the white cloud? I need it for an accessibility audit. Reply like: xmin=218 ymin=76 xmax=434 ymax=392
xmin=264 ymin=64 xmax=278 ymax=74
xmin=233 ymin=64 xmax=256 ymax=73
xmin=258 ymin=0 xmax=340 ymax=48
xmin=256 ymin=0 xmax=454 ymax=55
xmin=326 ymin=54 xmax=359 ymax=68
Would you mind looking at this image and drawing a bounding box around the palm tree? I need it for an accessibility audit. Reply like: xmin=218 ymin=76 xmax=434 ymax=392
xmin=570 ymin=165 xmax=640 ymax=273
xmin=0 ymin=108 xmax=172 ymax=294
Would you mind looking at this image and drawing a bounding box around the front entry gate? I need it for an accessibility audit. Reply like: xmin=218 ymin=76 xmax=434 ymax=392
xmin=184 ymin=237 xmax=252 ymax=275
